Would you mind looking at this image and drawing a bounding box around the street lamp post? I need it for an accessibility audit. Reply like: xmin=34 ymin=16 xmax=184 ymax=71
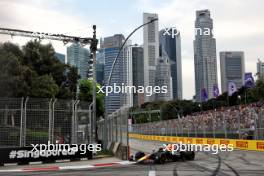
xmin=90 ymin=25 xmax=98 ymax=144
xmin=102 ymin=18 xmax=158 ymax=151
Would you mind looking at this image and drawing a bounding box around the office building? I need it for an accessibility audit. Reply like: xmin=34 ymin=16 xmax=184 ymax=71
xmin=102 ymin=34 xmax=132 ymax=115
xmin=257 ymin=59 xmax=264 ymax=79
xmin=132 ymin=46 xmax=144 ymax=106
xmin=143 ymin=13 xmax=159 ymax=102
xmin=193 ymin=9 xmax=218 ymax=102
xmin=55 ymin=53 xmax=65 ymax=64
xmin=96 ymin=48 xmax=105 ymax=85
xmin=220 ymin=51 xmax=245 ymax=93
xmin=155 ymin=57 xmax=173 ymax=101
xmin=159 ymin=28 xmax=182 ymax=100
xmin=67 ymin=43 xmax=90 ymax=79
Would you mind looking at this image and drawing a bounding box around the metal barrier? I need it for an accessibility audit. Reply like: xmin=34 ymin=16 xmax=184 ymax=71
xmin=0 ymin=98 xmax=91 ymax=148
xmin=130 ymin=104 xmax=264 ymax=140
xmin=97 ymin=106 xmax=129 ymax=149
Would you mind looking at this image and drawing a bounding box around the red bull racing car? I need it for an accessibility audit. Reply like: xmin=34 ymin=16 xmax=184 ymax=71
xmin=131 ymin=146 xmax=195 ymax=164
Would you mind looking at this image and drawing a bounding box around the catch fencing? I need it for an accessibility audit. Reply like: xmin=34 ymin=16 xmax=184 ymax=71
xmin=97 ymin=106 xmax=129 ymax=150
xmin=0 ymin=98 xmax=91 ymax=148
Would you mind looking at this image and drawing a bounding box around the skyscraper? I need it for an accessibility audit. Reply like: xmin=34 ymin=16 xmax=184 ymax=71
xmin=193 ymin=9 xmax=218 ymax=102
xmin=155 ymin=57 xmax=173 ymax=101
xmin=102 ymin=34 xmax=132 ymax=115
xmin=67 ymin=43 xmax=90 ymax=79
xmin=220 ymin=51 xmax=245 ymax=93
xmin=55 ymin=52 xmax=65 ymax=64
xmin=143 ymin=13 xmax=159 ymax=102
xmin=96 ymin=48 xmax=105 ymax=85
xmin=159 ymin=28 xmax=182 ymax=100
xmin=257 ymin=59 xmax=264 ymax=79
xmin=132 ymin=46 xmax=144 ymax=106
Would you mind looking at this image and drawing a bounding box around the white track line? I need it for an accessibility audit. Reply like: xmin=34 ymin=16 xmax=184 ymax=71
xmin=148 ymin=170 xmax=156 ymax=176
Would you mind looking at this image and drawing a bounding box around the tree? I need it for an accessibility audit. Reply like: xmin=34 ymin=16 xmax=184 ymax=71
xmin=30 ymin=75 xmax=59 ymax=98
xmin=78 ymin=79 xmax=105 ymax=118
xmin=57 ymin=66 xmax=80 ymax=99
xmin=0 ymin=41 xmax=79 ymax=99
xmin=0 ymin=42 xmax=31 ymax=97
xmin=250 ymin=79 xmax=264 ymax=101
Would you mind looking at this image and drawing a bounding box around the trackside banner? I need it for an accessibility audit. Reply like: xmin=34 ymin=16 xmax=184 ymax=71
xmin=0 ymin=144 xmax=93 ymax=164
xmin=129 ymin=133 xmax=264 ymax=152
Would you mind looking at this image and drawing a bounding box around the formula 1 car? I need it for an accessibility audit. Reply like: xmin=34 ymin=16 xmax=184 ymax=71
xmin=131 ymin=147 xmax=195 ymax=164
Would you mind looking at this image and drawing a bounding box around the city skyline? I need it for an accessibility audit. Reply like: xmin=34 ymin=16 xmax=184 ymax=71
xmin=0 ymin=0 xmax=263 ymax=99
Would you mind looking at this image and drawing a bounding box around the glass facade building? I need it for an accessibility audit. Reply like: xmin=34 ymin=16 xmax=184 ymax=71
xmin=220 ymin=51 xmax=245 ymax=93
xmin=193 ymin=9 xmax=218 ymax=102
xmin=159 ymin=28 xmax=182 ymax=100
xmin=132 ymin=46 xmax=144 ymax=106
xmin=102 ymin=34 xmax=132 ymax=115
xmin=67 ymin=43 xmax=90 ymax=79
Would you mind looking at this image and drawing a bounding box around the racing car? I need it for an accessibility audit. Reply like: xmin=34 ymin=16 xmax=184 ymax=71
xmin=131 ymin=146 xmax=195 ymax=164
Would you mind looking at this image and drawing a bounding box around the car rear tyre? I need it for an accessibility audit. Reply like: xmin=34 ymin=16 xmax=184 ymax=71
xmin=188 ymin=152 xmax=195 ymax=160
xmin=159 ymin=154 xmax=166 ymax=164
xmin=180 ymin=152 xmax=186 ymax=162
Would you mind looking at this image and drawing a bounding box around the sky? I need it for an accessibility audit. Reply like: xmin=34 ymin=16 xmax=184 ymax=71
xmin=0 ymin=0 xmax=263 ymax=100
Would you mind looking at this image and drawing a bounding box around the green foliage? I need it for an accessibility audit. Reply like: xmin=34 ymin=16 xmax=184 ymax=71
xmin=250 ymin=79 xmax=264 ymax=101
xmin=78 ymin=79 xmax=105 ymax=118
xmin=30 ymin=75 xmax=59 ymax=98
xmin=0 ymin=41 xmax=79 ymax=99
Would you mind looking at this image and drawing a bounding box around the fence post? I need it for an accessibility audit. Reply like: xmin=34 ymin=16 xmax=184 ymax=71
xmin=253 ymin=108 xmax=258 ymax=140
xmin=88 ymin=103 xmax=93 ymax=144
xmin=237 ymin=111 xmax=241 ymax=139
xmin=111 ymin=116 xmax=113 ymax=142
xmin=75 ymin=100 xmax=80 ymax=144
xmin=48 ymin=99 xmax=53 ymax=143
xmin=175 ymin=122 xmax=178 ymax=137
xmin=170 ymin=122 xmax=172 ymax=136
xmin=115 ymin=114 xmax=118 ymax=142
xmin=187 ymin=125 xmax=190 ymax=137
xmin=195 ymin=124 xmax=197 ymax=137
xmin=120 ymin=108 xmax=122 ymax=143
xmin=203 ymin=121 xmax=206 ymax=138
xmin=110 ymin=115 xmax=113 ymax=142
xmin=23 ymin=97 xmax=28 ymax=146
xmin=213 ymin=110 xmax=216 ymax=138
xmin=71 ymin=100 xmax=76 ymax=144
xmin=223 ymin=113 xmax=227 ymax=138
xmin=19 ymin=97 xmax=24 ymax=147
xmin=180 ymin=119 xmax=183 ymax=137
xmin=108 ymin=117 xmax=111 ymax=142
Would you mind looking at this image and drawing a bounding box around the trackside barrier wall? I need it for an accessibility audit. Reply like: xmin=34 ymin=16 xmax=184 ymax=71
xmin=129 ymin=133 xmax=264 ymax=152
xmin=97 ymin=106 xmax=129 ymax=160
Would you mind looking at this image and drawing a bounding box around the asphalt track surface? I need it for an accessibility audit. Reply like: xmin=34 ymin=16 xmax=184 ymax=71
xmin=1 ymin=139 xmax=264 ymax=176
